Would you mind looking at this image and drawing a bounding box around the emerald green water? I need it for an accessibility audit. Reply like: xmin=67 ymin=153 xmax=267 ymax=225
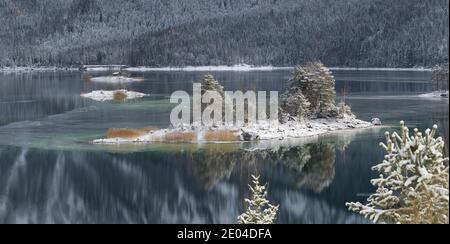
xmin=0 ymin=70 xmax=447 ymax=223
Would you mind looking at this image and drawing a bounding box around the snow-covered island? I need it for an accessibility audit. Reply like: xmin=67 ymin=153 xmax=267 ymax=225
xmin=81 ymin=90 xmax=148 ymax=102
xmin=92 ymin=117 xmax=373 ymax=144
xmin=92 ymin=62 xmax=380 ymax=144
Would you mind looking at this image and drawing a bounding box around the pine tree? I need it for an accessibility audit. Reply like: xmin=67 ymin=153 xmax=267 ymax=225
xmin=313 ymin=62 xmax=338 ymax=118
xmin=300 ymin=62 xmax=338 ymax=118
xmin=431 ymin=63 xmax=449 ymax=91
xmin=238 ymin=175 xmax=279 ymax=224
xmin=201 ymin=74 xmax=224 ymax=97
xmin=279 ymin=89 xmax=310 ymax=123
xmin=346 ymin=121 xmax=449 ymax=224
xmin=279 ymin=66 xmax=311 ymax=123
xmin=200 ymin=73 xmax=225 ymax=116
xmin=280 ymin=61 xmax=340 ymax=122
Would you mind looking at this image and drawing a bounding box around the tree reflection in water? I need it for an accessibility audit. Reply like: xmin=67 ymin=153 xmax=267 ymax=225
xmin=0 ymin=130 xmax=367 ymax=224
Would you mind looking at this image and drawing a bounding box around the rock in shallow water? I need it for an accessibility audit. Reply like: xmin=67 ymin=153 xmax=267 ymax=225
xmin=241 ymin=131 xmax=260 ymax=141
xmin=371 ymin=118 xmax=382 ymax=126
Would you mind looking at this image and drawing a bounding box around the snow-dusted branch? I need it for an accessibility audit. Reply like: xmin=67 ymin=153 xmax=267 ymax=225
xmin=347 ymin=121 xmax=449 ymax=224
xmin=238 ymin=175 xmax=279 ymax=224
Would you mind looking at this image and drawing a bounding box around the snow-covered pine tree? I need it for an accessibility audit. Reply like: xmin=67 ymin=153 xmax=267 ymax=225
xmin=280 ymin=62 xmax=339 ymax=121
xmin=311 ymin=62 xmax=339 ymax=118
xmin=238 ymin=175 xmax=279 ymax=224
xmin=279 ymin=89 xmax=310 ymax=123
xmin=431 ymin=63 xmax=449 ymax=91
xmin=337 ymin=102 xmax=356 ymax=120
xmin=346 ymin=121 xmax=449 ymax=224
xmin=279 ymin=66 xmax=311 ymax=123
xmin=200 ymin=74 xmax=225 ymax=118
xmin=201 ymin=74 xmax=224 ymax=97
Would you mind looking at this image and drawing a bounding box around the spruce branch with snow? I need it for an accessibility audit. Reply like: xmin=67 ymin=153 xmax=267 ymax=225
xmin=238 ymin=175 xmax=279 ymax=224
xmin=346 ymin=121 xmax=449 ymax=224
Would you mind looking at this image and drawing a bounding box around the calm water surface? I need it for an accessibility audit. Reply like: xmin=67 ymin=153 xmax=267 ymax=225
xmin=0 ymin=70 xmax=447 ymax=224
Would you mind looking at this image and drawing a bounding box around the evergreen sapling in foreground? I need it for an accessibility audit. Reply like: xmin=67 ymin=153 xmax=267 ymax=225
xmin=347 ymin=121 xmax=449 ymax=224
xmin=238 ymin=175 xmax=279 ymax=224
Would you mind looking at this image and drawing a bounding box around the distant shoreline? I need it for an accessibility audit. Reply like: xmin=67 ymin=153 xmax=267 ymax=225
xmin=0 ymin=65 xmax=433 ymax=73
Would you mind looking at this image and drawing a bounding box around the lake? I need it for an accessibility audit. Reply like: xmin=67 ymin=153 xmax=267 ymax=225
xmin=0 ymin=69 xmax=448 ymax=224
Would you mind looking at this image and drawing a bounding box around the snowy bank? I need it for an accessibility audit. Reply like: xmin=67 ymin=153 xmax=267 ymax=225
xmin=125 ymin=64 xmax=292 ymax=72
xmin=89 ymin=76 xmax=144 ymax=83
xmin=92 ymin=117 xmax=374 ymax=144
xmin=81 ymin=90 xmax=148 ymax=102
xmin=329 ymin=67 xmax=432 ymax=72
xmin=1 ymin=65 xmax=432 ymax=73
xmin=0 ymin=66 xmax=78 ymax=73
xmin=419 ymin=91 xmax=449 ymax=99
xmin=124 ymin=65 xmax=432 ymax=72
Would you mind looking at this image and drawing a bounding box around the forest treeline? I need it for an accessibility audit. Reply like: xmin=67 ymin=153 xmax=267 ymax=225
xmin=0 ymin=0 xmax=448 ymax=67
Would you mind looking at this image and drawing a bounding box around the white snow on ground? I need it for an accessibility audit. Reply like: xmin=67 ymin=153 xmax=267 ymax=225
xmin=419 ymin=91 xmax=449 ymax=99
xmin=329 ymin=67 xmax=431 ymax=72
xmin=0 ymin=67 xmax=78 ymax=73
xmin=92 ymin=116 xmax=373 ymax=144
xmin=125 ymin=65 xmax=431 ymax=72
xmin=244 ymin=117 xmax=373 ymax=140
xmin=89 ymin=76 xmax=144 ymax=83
xmin=81 ymin=66 xmax=125 ymax=72
xmin=81 ymin=90 xmax=148 ymax=102
xmin=125 ymin=64 xmax=292 ymax=72
xmin=1 ymin=66 xmax=432 ymax=73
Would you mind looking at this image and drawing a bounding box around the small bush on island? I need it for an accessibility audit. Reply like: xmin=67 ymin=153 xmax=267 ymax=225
xmin=164 ymin=131 xmax=197 ymax=142
xmin=82 ymin=73 xmax=92 ymax=82
xmin=106 ymin=128 xmax=146 ymax=139
xmin=204 ymin=130 xmax=240 ymax=142
xmin=106 ymin=126 xmax=158 ymax=139
xmin=347 ymin=121 xmax=449 ymax=224
xmin=113 ymin=90 xmax=128 ymax=101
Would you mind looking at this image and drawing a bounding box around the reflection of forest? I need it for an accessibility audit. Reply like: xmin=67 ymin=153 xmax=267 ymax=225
xmin=0 ymin=128 xmax=368 ymax=224
xmin=184 ymin=141 xmax=337 ymax=193
xmin=0 ymin=130 xmax=361 ymax=224
xmin=179 ymin=127 xmax=375 ymax=192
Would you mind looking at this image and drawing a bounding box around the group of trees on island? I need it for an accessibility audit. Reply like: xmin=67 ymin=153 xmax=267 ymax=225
xmin=432 ymin=63 xmax=449 ymax=91
xmin=194 ymin=61 xmax=352 ymax=127
xmin=1 ymin=0 xmax=448 ymax=67
xmin=280 ymin=61 xmax=355 ymax=123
